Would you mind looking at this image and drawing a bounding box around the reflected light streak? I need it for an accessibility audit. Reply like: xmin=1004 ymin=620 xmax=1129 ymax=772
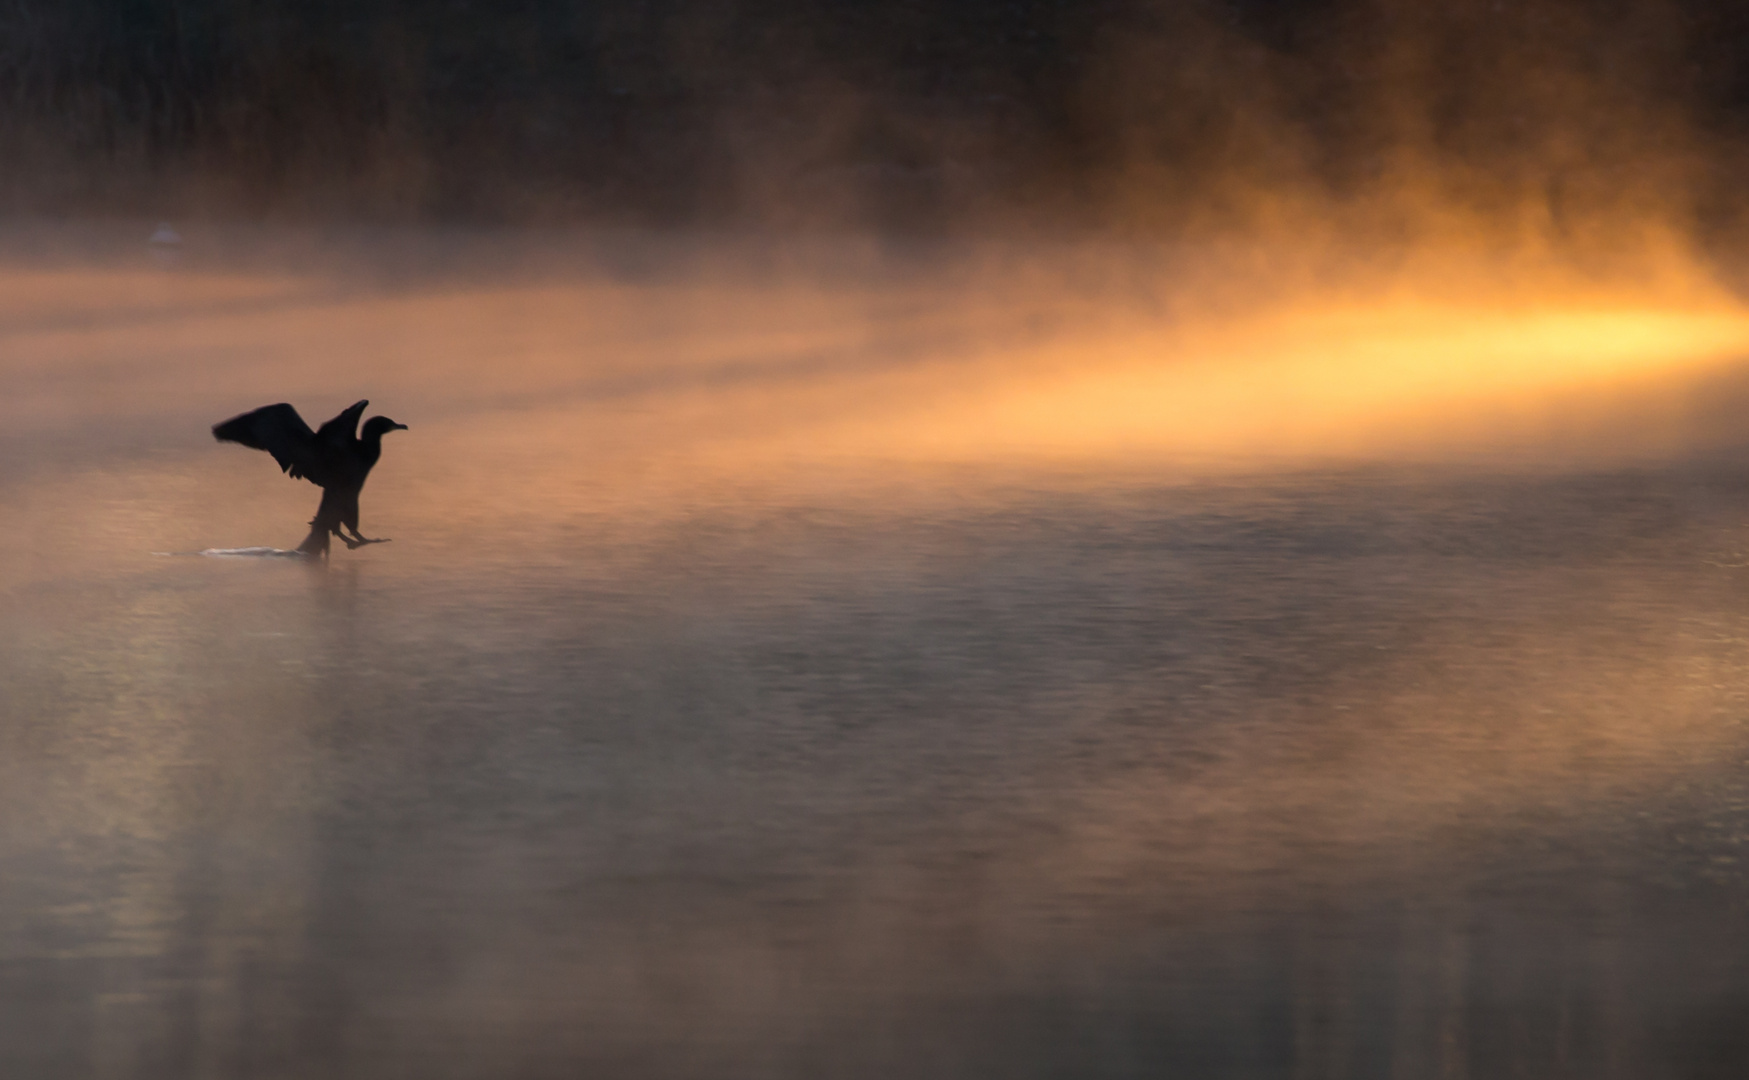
xmin=804 ymin=296 xmax=1749 ymax=466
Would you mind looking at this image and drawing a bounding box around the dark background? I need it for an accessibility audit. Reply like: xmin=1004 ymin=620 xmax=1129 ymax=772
xmin=5 ymin=0 xmax=1749 ymax=234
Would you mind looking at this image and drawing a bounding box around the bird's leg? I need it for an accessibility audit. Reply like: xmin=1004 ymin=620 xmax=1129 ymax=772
xmin=297 ymin=519 xmax=331 ymax=558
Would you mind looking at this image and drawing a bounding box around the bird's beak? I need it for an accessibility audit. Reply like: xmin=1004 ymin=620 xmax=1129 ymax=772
xmin=393 ymin=422 xmax=409 ymax=430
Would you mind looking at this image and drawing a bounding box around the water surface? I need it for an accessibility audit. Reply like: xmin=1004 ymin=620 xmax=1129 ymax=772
xmin=7 ymin=227 xmax=1749 ymax=1078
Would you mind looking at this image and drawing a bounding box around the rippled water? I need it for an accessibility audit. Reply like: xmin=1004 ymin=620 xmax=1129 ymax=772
xmin=7 ymin=227 xmax=1749 ymax=1077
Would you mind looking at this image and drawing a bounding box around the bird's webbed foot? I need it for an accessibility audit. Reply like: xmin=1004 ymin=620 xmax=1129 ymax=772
xmin=341 ymin=528 xmax=391 ymax=548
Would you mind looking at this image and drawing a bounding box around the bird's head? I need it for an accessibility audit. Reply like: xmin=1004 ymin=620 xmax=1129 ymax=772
xmin=363 ymin=415 xmax=409 ymax=439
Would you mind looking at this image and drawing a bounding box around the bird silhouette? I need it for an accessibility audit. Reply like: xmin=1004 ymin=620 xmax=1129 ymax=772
xmin=213 ymin=399 xmax=408 ymax=557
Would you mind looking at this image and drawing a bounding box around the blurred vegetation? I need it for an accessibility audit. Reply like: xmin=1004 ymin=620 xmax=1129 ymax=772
xmin=3 ymin=0 xmax=1749 ymax=233
xmin=0 ymin=0 xmax=1113 ymax=224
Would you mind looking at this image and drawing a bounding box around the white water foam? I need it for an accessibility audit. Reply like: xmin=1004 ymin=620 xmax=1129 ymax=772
xmin=153 ymin=547 xmax=311 ymax=558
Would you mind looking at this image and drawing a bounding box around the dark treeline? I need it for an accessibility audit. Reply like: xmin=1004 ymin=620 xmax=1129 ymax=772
xmin=0 ymin=0 xmax=1114 ymax=223
xmin=5 ymin=0 xmax=1749 ymax=233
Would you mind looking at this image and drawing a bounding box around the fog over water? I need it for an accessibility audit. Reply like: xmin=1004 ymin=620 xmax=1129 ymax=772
xmin=9 ymin=224 xmax=1749 ymax=1077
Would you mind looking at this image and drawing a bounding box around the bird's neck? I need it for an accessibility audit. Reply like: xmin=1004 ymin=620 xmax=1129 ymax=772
xmin=357 ymin=433 xmax=384 ymax=467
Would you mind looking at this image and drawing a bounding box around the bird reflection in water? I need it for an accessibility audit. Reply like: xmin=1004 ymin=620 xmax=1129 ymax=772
xmin=212 ymin=399 xmax=408 ymax=557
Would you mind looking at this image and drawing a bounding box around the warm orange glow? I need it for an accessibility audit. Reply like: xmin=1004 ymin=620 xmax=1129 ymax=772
xmin=9 ymin=237 xmax=1749 ymax=508
xmin=806 ymin=298 xmax=1749 ymax=465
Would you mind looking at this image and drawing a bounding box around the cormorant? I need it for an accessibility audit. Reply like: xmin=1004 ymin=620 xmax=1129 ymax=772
xmin=212 ymin=399 xmax=408 ymax=557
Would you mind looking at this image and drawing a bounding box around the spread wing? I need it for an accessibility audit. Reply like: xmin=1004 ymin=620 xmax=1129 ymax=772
xmin=212 ymin=403 xmax=321 ymax=482
xmin=314 ymin=400 xmax=369 ymax=449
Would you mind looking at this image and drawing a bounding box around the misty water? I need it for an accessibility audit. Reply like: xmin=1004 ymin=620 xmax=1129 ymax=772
xmin=8 ymin=226 xmax=1749 ymax=1078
